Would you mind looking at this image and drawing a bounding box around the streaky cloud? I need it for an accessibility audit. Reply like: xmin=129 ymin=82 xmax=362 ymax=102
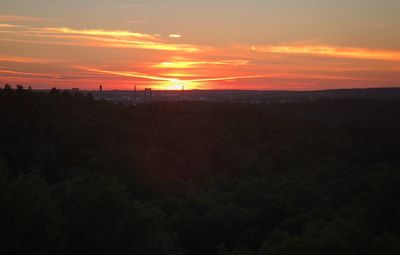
xmin=251 ymin=44 xmax=400 ymax=62
xmin=153 ymin=60 xmax=249 ymax=69
xmin=0 ymin=25 xmax=203 ymax=52
xmin=0 ymin=24 xmax=23 ymax=28
xmin=0 ymin=15 xmax=49 ymax=22
xmin=78 ymin=66 xmax=268 ymax=83
xmin=37 ymin=27 xmax=159 ymax=40
xmin=0 ymin=69 xmax=55 ymax=77
xmin=75 ymin=66 xmax=176 ymax=82
xmin=0 ymin=55 xmax=59 ymax=64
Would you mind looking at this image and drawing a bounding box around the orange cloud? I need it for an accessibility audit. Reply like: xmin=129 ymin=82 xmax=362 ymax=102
xmin=75 ymin=66 xmax=175 ymax=82
xmin=187 ymin=75 xmax=265 ymax=82
xmin=0 ymin=55 xmax=58 ymax=64
xmin=152 ymin=60 xmax=249 ymax=69
xmin=0 ymin=25 xmax=202 ymax=52
xmin=251 ymin=45 xmax=400 ymax=62
xmin=37 ymin=27 xmax=158 ymax=40
xmin=0 ymin=37 xmax=201 ymax=52
xmin=161 ymin=72 xmax=199 ymax=78
xmin=0 ymin=69 xmax=54 ymax=77
xmin=0 ymin=15 xmax=48 ymax=22
xmin=0 ymin=24 xmax=22 ymax=28
xmin=169 ymin=34 xmax=182 ymax=38
xmin=78 ymin=66 xmax=268 ymax=84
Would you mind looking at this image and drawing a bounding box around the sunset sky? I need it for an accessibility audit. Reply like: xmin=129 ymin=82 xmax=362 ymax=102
xmin=1 ymin=0 xmax=400 ymax=90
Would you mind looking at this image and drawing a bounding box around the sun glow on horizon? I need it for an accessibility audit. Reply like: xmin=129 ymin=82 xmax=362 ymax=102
xmin=157 ymin=79 xmax=199 ymax=91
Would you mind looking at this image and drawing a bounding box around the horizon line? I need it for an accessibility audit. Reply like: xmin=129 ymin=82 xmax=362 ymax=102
xmin=21 ymin=86 xmax=400 ymax=93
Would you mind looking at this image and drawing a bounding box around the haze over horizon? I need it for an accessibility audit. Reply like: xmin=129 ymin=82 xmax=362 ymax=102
xmin=1 ymin=0 xmax=400 ymax=90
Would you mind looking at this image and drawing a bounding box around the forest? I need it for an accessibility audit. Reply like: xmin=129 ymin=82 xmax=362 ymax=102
xmin=1 ymin=84 xmax=400 ymax=255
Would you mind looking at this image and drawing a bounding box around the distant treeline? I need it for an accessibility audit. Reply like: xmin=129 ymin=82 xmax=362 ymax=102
xmin=1 ymin=85 xmax=400 ymax=255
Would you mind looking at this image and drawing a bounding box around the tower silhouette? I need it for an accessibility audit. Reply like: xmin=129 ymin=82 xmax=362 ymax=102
xmin=99 ymin=85 xmax=104 ymax=99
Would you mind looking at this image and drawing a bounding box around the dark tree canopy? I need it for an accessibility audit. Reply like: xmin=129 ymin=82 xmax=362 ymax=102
xmin=0 ymin=85 xmax=400 ymax=255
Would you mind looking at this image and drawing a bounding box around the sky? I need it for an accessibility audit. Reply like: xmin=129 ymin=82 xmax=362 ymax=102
xmin=0 ymin=0 xmax=400 ymax=90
